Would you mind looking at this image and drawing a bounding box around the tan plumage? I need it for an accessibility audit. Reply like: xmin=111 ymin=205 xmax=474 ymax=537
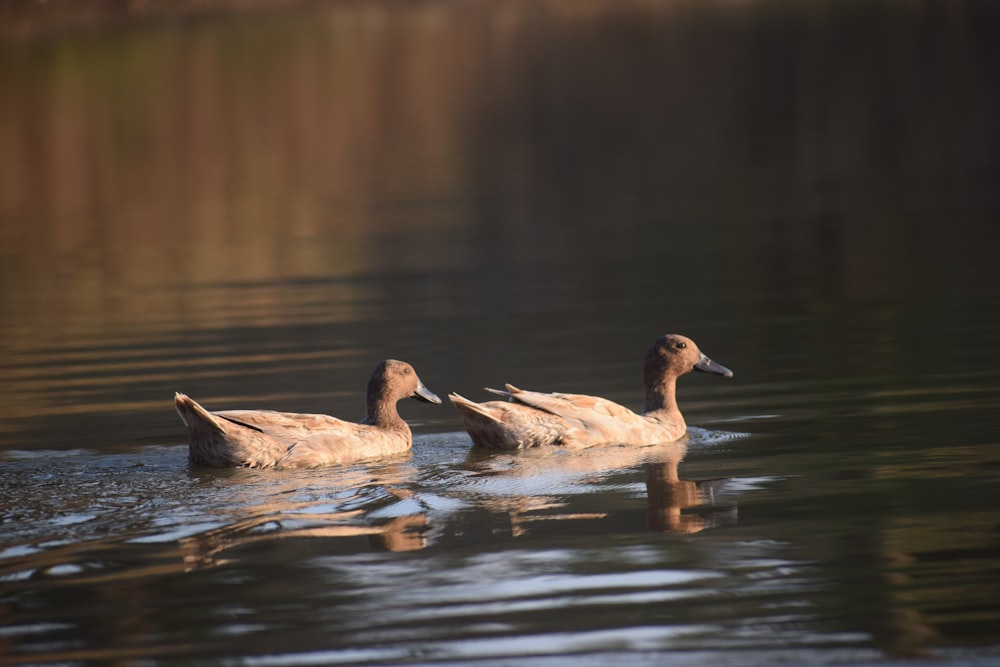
xmin=175 ymin=359 xmax=441 ymax=468
xmin=449 ymin=334 xmax=732 ymax=450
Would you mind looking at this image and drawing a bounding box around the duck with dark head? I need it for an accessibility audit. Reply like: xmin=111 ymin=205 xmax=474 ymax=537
xmin=175 ymin=359 xmax=441 ymax=469
xmin=450 ymin=334 xmax=731 ymax=450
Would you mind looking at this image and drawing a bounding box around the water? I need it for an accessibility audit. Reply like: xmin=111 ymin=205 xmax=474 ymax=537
xmin=2 ymin=1 xmax=1000 ymax=664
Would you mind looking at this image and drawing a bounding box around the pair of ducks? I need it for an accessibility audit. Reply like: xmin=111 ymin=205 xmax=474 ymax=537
xmin=175 ymin=334 xmax=733 ymax=469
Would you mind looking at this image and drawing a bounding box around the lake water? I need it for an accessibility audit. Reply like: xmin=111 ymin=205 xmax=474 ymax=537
xmin=1 ymin=1 xmax=999 ymax=665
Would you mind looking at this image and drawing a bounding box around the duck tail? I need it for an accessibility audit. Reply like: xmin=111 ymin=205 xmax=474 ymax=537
xmin=174 ymin=392 xmax=223 ymax=431
xmin=174 ymin=392 xmax=282 ymax=468
xmin=484 ymin=384 xmax=521 ymax=401
xmin=448 ymin=392 xmax=502 ymax=424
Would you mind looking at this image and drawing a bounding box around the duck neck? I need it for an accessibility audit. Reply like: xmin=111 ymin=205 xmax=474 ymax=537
xmin=642 ymin=373 xmax=681 ymax=419
xmin=363 ymin=389 xmax=408 ymax=430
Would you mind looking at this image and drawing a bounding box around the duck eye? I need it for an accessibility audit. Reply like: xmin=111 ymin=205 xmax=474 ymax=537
xmin=677 ymin=342 xmax=687 ymax=349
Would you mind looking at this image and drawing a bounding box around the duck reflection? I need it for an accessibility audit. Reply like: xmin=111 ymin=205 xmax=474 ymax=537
xmin=645 ymin=459 xmax=736 ymax=534
xmin=171 ymin=439 xmax=738 ymax=572
xmin=179 ymin=513 xmax=428 ymax=570
xmin=179 ymin=463 xmax=428 ymax=571
xmin=464 ymin=441 xmax=737 ymax=537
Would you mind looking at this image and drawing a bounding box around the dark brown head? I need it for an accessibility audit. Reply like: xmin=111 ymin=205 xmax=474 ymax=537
xmin=643 ymin=334 xmax=733 ymax=390
xmin=364 ymin=359 xmax=440 ymax=427
xmin=368 ymin=359 xmax=442 ymax=406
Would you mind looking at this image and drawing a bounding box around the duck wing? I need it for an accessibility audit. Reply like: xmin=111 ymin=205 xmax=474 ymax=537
xmin=492 ymin=385 xmax=671 ymax=446
xmin=215 ymin=410 xmax=357 ymax=449
xmin=493 ymin=384 xmax=638 ymax=422
xmin=450 ymin=392 xmax=574 ymax=449
xmin=277 ymin=424 xmax=410 ymax=469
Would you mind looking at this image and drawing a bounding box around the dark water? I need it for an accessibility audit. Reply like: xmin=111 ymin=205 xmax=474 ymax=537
xmin=2 ymin=1 xmax=1000 ymax=664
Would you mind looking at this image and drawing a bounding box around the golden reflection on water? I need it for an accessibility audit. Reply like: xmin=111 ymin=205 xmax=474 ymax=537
xmin=0 ymin=2 xmax=500 ymax=438
xmin=0 ymin=3 xmax=499 ymax=356
xmin=2 ymin=0 xmax=996 ymax=349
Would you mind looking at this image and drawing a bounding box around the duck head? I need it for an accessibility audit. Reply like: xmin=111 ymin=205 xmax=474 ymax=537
xmin=370 ymin=359 xmax=442 ymax=405
xmin=643 ymin=333 xmax=733 ymax=385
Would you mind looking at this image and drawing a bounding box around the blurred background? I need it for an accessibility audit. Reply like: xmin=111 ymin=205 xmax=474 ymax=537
xmin=2 ymin=1 xmax=1000 ymax=665
xmin=2 ymin=0 xmax=997 ymax=452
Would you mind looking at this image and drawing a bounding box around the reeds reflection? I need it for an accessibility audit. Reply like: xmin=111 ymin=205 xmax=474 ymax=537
xmin=1 ymin=0 xmax=997 ymax=346
xmin=0 ymin=3 xmax=481 ymax=346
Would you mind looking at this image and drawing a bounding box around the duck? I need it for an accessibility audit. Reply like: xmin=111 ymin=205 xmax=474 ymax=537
xmin=175 ymin=359 xmax=441 ymax=468
xmin=449 ymin=334 xmax=732 ymax=450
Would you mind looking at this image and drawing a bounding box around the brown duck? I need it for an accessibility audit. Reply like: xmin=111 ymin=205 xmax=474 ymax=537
xmin=449 ymin=334 xmax=732 ymax=450
xmin=175 ymin=359 xmax=441 ymax=468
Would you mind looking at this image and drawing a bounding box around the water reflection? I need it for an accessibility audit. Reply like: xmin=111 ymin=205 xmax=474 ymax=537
xmin=181 ymin=513 xmax=429 ymax=570
xmin=2 ymin=423 xmax=998 ymax=662
xmin=463 ymin=441 xmax=736 ymax=538
xmin=153 ymin=441 xmax=739 ymax=574
xmin=0 ymin=436 xmax=736 ymax=578
xmin=178 ymin=463 xmax=430 ymax=570
xmin=0 ymin=434 xmax=746 ymax=665
xmin=645 ymin=459 xmax=736 ymax=535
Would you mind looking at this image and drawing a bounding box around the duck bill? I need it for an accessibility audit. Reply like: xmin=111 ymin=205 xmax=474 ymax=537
xmin=412 ymin=380 xmax=442 ymax=404
xmin=695 ymin=353 xmax=733 ymax=378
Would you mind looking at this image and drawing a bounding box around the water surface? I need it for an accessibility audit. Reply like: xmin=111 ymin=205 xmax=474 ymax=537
xmin=1 ymin=1 xmax=999 ymax=664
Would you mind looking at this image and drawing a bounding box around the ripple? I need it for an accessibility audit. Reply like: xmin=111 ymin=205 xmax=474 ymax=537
xmin=686 ymin=426 xmax=752 ymax=447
